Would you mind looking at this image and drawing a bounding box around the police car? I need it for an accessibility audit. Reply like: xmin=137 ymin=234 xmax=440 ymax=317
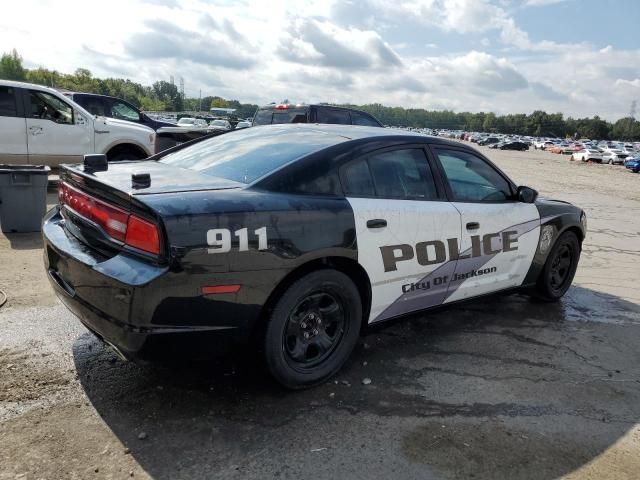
xmin=43 ymin=124 xmax=586 ymax=389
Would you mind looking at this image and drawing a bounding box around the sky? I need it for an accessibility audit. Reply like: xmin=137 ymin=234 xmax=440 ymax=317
xmin=1 ymin=0 xmax=639 ymax=120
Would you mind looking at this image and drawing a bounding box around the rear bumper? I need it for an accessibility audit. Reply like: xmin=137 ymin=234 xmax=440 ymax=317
xmin=42 ymin=208 xmax=245 ymax=360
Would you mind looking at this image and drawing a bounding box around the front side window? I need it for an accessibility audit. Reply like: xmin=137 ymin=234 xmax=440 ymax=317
xmin=436 ymin=149 xmax=512 ymax=202
xmin=111 ymin=101 xmax=140 ymax=122
xmin=0 ymin=86 xmax=17 ymax=117
xmin=316 ymin=108 xmax=350 ymax=125
xmin=341 ymin=148 xmax=437 ymax=200
xmin=29 ymin=90 xmax=73 ymax=124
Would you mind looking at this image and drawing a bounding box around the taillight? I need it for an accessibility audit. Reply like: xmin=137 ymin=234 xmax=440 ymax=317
xmin=274 ymin=104 xmax=289 ymax=110
xmin=59 ymin=182 xmax=161 ymax=255
xmin=125 ymin=215 xmax=160 ymax=255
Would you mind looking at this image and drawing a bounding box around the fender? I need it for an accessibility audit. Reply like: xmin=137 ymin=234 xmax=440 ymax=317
xmin=522 ymin=199 xmax=585 ymax=286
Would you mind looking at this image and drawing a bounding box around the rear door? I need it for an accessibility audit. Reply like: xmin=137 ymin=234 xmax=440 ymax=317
xmin=431 ymin=147 xmax=540 ymax=302
xmin=0 ymin=85 xmax=27 ymax=164
xmin=25 ymin=89 xmax=94 ymax=166
xmin=342 ymin=146 xmax=462 ymax=323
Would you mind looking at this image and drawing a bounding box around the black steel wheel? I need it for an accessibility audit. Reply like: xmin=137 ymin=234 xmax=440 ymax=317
xmin=534 ymin=231 xmax=580 ymax=301
xmin=263 ymin=269 xmax=362 ymax=389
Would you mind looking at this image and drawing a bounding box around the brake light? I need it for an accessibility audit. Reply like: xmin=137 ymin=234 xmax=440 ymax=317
xmin=125 ymin=215 xmax=160 ymax=255
xmin=274 ymin=104 xmax=289 ymax=110
xmin=58 ymin=182 xmax=161 ymax=255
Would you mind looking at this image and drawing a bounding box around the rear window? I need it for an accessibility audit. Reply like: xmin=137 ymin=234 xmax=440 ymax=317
xmin=159 ymin=126 xmax=344 ymax=184
xmin=316 ymin=108 xmax=350 ymax=124
xmin=252 ymin=108 xmax=308 ymax=125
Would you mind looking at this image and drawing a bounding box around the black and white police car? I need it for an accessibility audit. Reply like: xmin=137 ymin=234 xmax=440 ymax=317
xmin=43 ymin=124 xmax=586 ymax=388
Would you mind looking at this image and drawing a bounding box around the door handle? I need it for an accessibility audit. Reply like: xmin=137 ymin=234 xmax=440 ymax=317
xmin=466 ymin=222 xmax=480 ymax=230
xmin=367 ymin=219 xmax=387 ymax=229
xmin=29 ymin=126 xmax=43 ymax=135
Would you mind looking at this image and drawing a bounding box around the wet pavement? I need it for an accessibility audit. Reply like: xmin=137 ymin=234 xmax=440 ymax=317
xmin=1 ymin=147 xmax=640 ymax=479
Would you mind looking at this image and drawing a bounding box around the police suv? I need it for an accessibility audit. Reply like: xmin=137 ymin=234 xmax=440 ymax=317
xmin=43 ymin=124 xmax=586 ymax=389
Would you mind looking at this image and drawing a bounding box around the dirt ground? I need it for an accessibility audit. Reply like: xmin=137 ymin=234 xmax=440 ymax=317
xmin=1 ymin=146 xmax=639 ymax=480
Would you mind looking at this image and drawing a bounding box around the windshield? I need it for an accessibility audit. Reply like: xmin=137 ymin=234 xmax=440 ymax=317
xmin=159 ymin=125 xmax=345 ymax=184
xmin=178 ymin=118 xmax=195 ymax=125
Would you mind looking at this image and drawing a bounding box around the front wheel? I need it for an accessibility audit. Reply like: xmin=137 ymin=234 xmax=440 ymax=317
xmin=534 ymin=231 xmax=580 ymax=302
xmin=263 ymin=270 xmax=362 ymax=389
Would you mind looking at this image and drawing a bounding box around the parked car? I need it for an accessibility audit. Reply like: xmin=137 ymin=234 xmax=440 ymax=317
xmin=177 ymin=117 xmax=208 ymax=128
xmin=208 ymin=119 xmax=232 ymax=131
xmin=63 ymin=92 xmax=174 ymax=131
xmin=571 ymin=148 xmax=603 ymax=163
xmin=602 ymin=149 xmax=628 ymax=165
xmin=235 ymin=121 xmax=251 ymax=129
xmin=44 ymin=124 xmax=585 ymax=389
xmin=624 ymin=156 xmax=640 ymax=173
xmin=252 ymin=104 xmax=383 ymax=127
xmin=0 ymin=80 xmax=155 ymax=165
xmin=499 ymin=141 xmax=529 ymax=151
xmin=478 ymin=137 xmax=500 ymax=146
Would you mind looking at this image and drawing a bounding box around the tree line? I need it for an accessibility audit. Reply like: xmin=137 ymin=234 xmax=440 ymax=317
xmin=2 ymin=49 xmax=639 ymax=140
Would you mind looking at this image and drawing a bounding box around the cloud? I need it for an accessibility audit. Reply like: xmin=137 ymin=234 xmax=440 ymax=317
xmin=124 ymin=19 xmax=255 ymax=70
xmin=530 ymin=82 xmax=567 ymax=101
xmin=277 ymin=18 xmax=401 ymax=69
xmin=524 ymin=0 xmax=569 ymax=6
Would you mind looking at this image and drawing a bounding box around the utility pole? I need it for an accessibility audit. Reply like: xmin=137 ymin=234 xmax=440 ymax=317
xmin=199 ymin=89 xmax=202 ymax=113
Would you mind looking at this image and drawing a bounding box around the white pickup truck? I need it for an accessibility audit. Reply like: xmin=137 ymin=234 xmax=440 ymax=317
xmin=0 ymin=80 xmax=155 ymax=166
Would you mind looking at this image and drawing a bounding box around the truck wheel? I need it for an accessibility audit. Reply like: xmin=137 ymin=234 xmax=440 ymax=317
xmin=107 ymin=147 xmax=145 ymax=162
xmin=263 ymin=269 xmax=362 ymax=389
xmin=534 ymin=231 xmax=580 ymax=302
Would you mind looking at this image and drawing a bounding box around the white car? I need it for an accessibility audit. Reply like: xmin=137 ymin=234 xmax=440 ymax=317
xmin=601 ymin=149 xmax=628 ymax=165
xmin=208 ymin=119 xmax=232 ymax=131
xmin=571 ymin=148 xmax=603 ymax=163
xmin=177 ymin=117 xmax=208 ymax=128
xmin=0 ymin=80 xmax=155 ymax=166
xmin=234 ymin=121 xmax=251 ymax=129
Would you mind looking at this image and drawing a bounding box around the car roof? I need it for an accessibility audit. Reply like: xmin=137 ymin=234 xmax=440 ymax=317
xmin=242 ymin=123 xmax=460 ymax=146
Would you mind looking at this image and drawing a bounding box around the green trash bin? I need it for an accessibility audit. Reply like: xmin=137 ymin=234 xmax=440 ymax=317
xmin=0 ymin=165 xmax=51 ymax=233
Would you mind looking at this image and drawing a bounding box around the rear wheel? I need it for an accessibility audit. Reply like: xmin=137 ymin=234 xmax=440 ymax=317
xmin=534 ymin=231 xmax=580 ymax=302
xmin=263 ymin=270 xmax=362 ymax=389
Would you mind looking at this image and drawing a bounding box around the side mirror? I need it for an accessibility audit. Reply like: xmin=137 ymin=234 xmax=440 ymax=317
xmin=516 ymin=186 xmax=538 ymax=203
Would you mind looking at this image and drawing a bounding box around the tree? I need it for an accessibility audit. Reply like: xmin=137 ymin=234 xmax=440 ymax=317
xmin=0 ymin=49 xmax=26 ymax=81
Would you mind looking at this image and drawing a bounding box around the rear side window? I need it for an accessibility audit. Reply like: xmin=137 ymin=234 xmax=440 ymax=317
xmin=316 ymin=108 xmax=350 ymax=125
xmin=272 ymin=109 xmax=307 ymax=124
xmin=351 ymin=112 xmax=380 ymax=127
xmin=160 ymin=125 xmax=346 ymax=184
xmin=0 ymin=86 xmax=17 ymax=117
xmin=342 ymin=159 xmax=375 ymax=196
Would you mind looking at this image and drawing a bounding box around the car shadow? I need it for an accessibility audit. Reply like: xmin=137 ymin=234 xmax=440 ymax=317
xmin=73 ymin=285 xmax=640 ymax=480
xmin=3 ymin=232 xmax=43 ymax=250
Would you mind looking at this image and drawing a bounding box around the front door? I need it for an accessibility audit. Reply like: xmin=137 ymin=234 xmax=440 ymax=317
xmin=432 ymin=147 xmax=540 ymax=303
xmin=341 ymin=146 xmax=462 ymax=323
xmin=25 ymin=89 xmax=93 ymax=166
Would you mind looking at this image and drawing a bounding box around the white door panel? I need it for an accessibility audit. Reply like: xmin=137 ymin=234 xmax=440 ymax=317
xmin=348 ymin=197 xmax=461 ymax=323
xmin=0 ymin=116 xmax=27 ymax=159
xmin=444 ymin=202 xmax=540 ymax=303
xmin=26 ymin=118 xmax=93 ymax=158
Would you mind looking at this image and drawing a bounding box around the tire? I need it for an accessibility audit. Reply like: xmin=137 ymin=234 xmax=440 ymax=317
xmin=263 ymin=269 xmax=362 ymax=389
xmin=534 ymin=231 xmax=580 ymax=302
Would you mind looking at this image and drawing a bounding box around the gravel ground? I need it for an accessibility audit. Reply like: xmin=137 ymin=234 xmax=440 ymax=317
xmin=1 ymin=145 xmax=639 ymax=480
